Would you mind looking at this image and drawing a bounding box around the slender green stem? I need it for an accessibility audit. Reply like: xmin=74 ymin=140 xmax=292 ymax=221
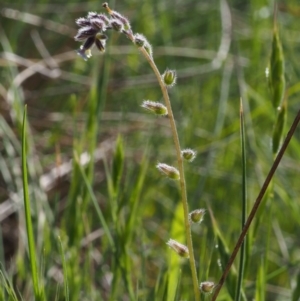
xmin=211 ymin=109 xmax=300 ymax=300
xmin=132 ymin=44 xmax=200 ymax=300
xmin=101 ymin=2 xmax=199 ymax=294
xmin=22 ymin=105 xmax=42 ymax=300
xmin=235 ymin=100 xmax=247 ymax=301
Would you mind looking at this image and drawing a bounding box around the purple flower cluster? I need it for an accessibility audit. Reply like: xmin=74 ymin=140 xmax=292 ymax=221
xmin=74 ymin=12 xmax=110 ymax=60
xmin=75 ymin=3 xmax=133 ymax=61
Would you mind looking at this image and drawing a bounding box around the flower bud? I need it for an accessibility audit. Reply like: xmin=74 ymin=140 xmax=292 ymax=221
xmin=112 ymin=11 xmax=131 ymax=31
xmin=141 ymin=100 xmax=168 ymax=116
xmin=102 ymin=2 xmax=131 ymax=31
xmin=189 ymin=209 xmax=205 ymax=224
xmin=162 ymin=69 xmax=176 ymax=87
xmin=181 ymin=148 xmax=196 ymax=162
xmin=166 ymin=239 xmax=189 ymax=258
xmin=156 ymin=163 xmax=180 ymax=180
xmin=133 ymin=33 xmax=153 ymax=57
xmin=88 ymin=12 xmax=99 ymax=19
xmin=199 ymin=281 xmax=215 ymax=294
xmin=110 ymin=19 xmax=124 ymax=32
xmin=96 ymin=13 xmax=110 ymax=25
xmin=134 ymin=33 xmax=147 ymax=47
xmin=75 ymin=26 xmax=98 ymax=41
xmin=76 ymin=17 xmax=91 ymax=27
xmin=90 ymin=18 xmax=106 ymax=31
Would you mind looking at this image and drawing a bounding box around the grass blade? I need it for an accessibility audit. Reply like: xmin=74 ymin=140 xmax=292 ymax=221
xmin=254 ymin=258 xmax=265 ymax=301
xmin=73 ymin=151 xmax=115 ymax=250
xmin=235 ymin=100 xmax=247 ymax=301
xmin=112 ymin=135 xmax=124 ymax=195
xmin=21 ymin=105 xmax=43 ymax=300
xmin=57 ymin=236 xmax=69 ymax=301
xmin=0 ymin=270 xmax=19 ymax=301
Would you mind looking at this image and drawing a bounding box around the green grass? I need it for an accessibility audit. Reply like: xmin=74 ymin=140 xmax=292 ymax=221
xmin=1 ymin=0 xmax=300 ymax=300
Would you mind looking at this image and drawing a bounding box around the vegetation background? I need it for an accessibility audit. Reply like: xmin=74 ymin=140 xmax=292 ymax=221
xmin=0 ymin=0 xmax=300 ymax=300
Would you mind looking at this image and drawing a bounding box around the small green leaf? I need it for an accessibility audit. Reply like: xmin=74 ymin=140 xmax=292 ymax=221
xmin=268 ymin=26 xmax=285 ymax=109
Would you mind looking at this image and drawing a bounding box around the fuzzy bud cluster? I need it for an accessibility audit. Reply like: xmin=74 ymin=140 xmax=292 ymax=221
xmin=75 ymin=3 xmax=133 ymax=60
xmin=74 ymin=12 xmax=109 ymax=60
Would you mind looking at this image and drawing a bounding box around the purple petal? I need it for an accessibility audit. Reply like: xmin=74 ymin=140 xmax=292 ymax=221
xmin=76 ymin=48 xmax=89 ymax=61
xmin=76 ymin=17 xmax=90 ymax=27
xmin=82 ymin=36 xmax=95 ymax=50
xmin=90 ymin=18 xmax=105 ymax=30
xmin=87 ymin=12 xmax=98 ymax=19
xmin=74 ymin=26 xmax=97 ymax=41
xmin=95 ymin=39 xmax=105 ymax=52
xmin=97 ymin=13 xmax=110 ymax=25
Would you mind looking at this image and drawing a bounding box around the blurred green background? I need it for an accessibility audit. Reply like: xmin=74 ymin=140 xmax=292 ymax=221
xmin=1 ymin=0 xmax=300 ymax=300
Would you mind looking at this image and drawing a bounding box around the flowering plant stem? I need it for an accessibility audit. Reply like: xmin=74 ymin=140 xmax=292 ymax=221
xmin=130 ymin=38 xmax=200 ymax=300
xmin=74 ymin=4 xmax=200 ymax=299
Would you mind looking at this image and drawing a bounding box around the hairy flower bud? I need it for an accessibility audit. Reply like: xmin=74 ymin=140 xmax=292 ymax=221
xmin=166 ymin=239 xmax=189 ymax=258
xmin=134 ymin=33 xmax=147 ymax=47
xmin=110 ymin=19 xmax=124 ymax=32
xmin=133 ymin=33 xmax=153 ymax=57
xmin=75 ymin=26 xmax=98 ymax=41
xmin=97 ymin=13 xmax=110 ymax=25
xmin=156 ymin=163 xmax=180 ymax=180
xmin=162 ymin=69 xmax=176 ymax=87
xmin=141 ymin=100 xmax=168 ymax=116
xmin=189 ymin=209 xmax=205 ymax=224
xmin=90 ymin=18 xmax=106 ymax=30
xmin=102 ymin=2 xmax=131 ymax=31
xmin=199 ymin=281 xmax=215 ymax=294
xmin=181 ymin=148 xmax=197 ymax=162
xmin=87 ymin=12 xmax=99 ymax=19
xmin=76 ymin=17 xmax=91 ymax=27
xmin=112 ymin=11 xmax=131 ymax=30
